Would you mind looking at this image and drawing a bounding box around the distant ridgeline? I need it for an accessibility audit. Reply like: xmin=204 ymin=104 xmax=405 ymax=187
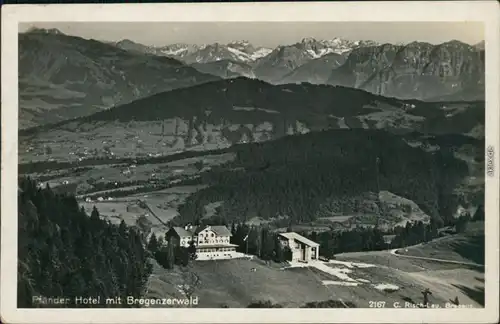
xmin=17 ymin=178 xmax=152 ymax=308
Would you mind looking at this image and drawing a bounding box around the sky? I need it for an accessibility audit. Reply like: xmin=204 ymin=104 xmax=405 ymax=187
xmin=19 ymin=22 xmax=484 ymax=47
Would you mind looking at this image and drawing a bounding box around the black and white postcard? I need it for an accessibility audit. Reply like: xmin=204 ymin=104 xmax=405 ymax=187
xmin=1 ymin=1 xmax=499 ymax=323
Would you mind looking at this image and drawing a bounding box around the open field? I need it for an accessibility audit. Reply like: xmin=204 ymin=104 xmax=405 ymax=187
xmin=127 ymin=185 xmax=207 ymax=226
xmin=147 ymin=258 xmax=332 ymax=308
xmin=79 ymin=185 xmax=207 ymax=237
xmin=80 ymin=200 xmax=151 ymax=226
xmin=145 ymin=249 xmax=485 ymax=308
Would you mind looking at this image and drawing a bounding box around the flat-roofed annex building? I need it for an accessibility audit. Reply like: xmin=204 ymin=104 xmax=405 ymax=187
xmin=278 ymin=232 xmax=320 ymax=263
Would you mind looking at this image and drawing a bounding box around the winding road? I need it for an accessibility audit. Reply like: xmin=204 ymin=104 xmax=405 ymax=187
xmin=389 ymin=248 xmax=484 ymax=268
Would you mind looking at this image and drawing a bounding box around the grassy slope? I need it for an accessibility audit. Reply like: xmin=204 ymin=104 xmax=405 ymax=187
xmin=334 ymin=222 xmax=485 ymax=307
xmin=146 ymin=246 xmax=485 ymax=308
xmin=397 ymin=221 xmax=485 ymax=265
xmin=147 ymin=258 xmax=332 ymax=308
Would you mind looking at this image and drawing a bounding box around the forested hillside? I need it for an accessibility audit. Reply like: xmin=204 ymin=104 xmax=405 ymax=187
xmin=176 ymin=129 xmax=471 ymax=226
xmin=17 ymin=178 xmax=152 ymax=307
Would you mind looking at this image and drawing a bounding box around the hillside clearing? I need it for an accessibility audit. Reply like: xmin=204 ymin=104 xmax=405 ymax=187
xmin=395 ymin=222 xmax=485 ymax=265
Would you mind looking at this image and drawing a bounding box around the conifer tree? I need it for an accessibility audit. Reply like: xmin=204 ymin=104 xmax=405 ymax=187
xmin=147 ymin=233 xmax=159 ymax=254
xmin=273 ymin=235 xmax=284 ymax=262
xmin=17 ymin=178 xmax=153 ymax=308
xmin=166 ymin=238 xmax=175 ymax=269
xmin=188 ymin=241 xmax=197 ymax=260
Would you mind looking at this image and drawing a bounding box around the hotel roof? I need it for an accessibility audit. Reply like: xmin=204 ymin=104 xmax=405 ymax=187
xmin=279 ymin=232 xmax=320 ymax=247
xmin=171 ymin=225 xmax=232 ymax=237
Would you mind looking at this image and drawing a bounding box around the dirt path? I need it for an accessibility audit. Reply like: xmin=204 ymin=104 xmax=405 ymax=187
xmin=390 ymin=248 xmax=484 ymax=268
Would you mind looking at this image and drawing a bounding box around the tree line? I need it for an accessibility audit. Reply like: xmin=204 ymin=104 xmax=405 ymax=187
xmin=180 ymin=205 xmax=484 ymax=263
xmin=18 ymin=178 xmax=153 ymax=308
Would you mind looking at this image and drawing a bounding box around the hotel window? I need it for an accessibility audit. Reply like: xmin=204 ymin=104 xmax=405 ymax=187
xmin=211 ymin=233 xmax=214 ymax=237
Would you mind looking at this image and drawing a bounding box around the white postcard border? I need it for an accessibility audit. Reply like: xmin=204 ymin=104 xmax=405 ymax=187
xmin=2 ymin=1 xmax=499 ymax=323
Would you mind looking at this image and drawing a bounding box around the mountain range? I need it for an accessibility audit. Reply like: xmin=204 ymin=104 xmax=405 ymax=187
xmin=113 ymin=37 xmax=379 ymax=84
xmin=18 ymin=28 xmax=485 ymax=129
xmin=113 ymin=37 xmax=364 ymax=65
xmin=327 ymin=41 xmax=485 ymax=101
xmin=113 ymin=39 xmax=273 ymax=64
xmin=113 ymin=36 xmax=484 ymax=101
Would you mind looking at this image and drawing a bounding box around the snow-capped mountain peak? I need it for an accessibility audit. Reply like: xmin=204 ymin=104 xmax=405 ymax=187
xmin=114 ymin=36 xmax=379 ymax=70
xmin=250 ymin=47 xmax=273 ymax=61
xmin=296 ymin=37 xmax=362 ymax=57
xmin=225 ymin=41 xmax=273 ymax=62
xmin=158 ymin=43 xmax=201 ymax=57
xmin=166 ymin=41 xmax=273 ymax=64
